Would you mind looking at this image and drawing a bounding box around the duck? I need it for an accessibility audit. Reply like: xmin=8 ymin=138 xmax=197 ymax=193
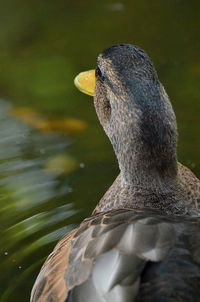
xmin=30 ymin=44 xmax=200 ymax=302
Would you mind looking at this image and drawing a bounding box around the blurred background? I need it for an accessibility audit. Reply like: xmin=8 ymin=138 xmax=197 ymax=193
xmin=0 ymin=0 xmax=200 ymax=301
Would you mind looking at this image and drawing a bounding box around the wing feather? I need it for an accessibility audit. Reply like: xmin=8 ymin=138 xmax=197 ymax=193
xmin=31 ymin=209 xmax=200 ymax=302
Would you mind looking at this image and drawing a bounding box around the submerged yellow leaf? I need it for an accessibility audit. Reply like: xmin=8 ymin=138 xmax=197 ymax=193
xmin=10 ymin=107 xmax=87 ymax=134
xmin=44 ymin=155 xmax=78 ymax=176
xmin=45 ymin=118 xmax=87 ymax=133
xmin=74 ymin=70 xmax=95 ymax=96
xmin=10 ymin=107 xmax=48 ymax=130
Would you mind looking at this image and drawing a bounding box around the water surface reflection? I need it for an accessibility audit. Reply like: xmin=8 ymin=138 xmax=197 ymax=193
xmin=0 ymin=99 xmax=79 ymax=301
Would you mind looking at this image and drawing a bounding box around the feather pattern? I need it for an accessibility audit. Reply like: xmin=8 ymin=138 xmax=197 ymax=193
xmin=31 ymin=209 xmax=200 ymax=302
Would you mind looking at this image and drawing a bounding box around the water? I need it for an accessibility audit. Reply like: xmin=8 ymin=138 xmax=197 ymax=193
xmin=0 ymin=0 xmax=200 ymax=301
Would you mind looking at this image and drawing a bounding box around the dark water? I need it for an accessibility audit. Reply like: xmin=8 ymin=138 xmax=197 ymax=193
xmin=0 ymin=1 xmax=200 ymax=301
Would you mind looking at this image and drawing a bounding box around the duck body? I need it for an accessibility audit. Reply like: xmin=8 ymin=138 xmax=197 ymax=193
xmin=31 ymin=44 xmax=200 ymax=302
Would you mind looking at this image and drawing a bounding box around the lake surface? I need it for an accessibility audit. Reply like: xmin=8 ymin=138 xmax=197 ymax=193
xmin=0 ymin=0 xmax=200 ymax=301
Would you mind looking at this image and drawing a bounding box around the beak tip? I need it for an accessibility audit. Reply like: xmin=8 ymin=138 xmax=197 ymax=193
xmin=74 ymin=70 xmax=95 ymax=97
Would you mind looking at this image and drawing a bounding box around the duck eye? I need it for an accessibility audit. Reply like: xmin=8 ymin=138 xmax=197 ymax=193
xmin=95 ymin=66 xmax=104 ymax=80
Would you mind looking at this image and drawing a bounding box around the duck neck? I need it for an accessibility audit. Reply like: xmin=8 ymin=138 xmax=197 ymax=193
xmin=115 ymin=85 xmax=178 ymax=191
xmin=119 ymin=153 xmax=178 ymax=191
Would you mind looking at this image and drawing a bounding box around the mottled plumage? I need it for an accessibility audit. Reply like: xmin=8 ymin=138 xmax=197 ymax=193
xmin=31 ymin=44 xmax=200 ymax=302
xmin=94 ymin=163 xmax=200 ymax=215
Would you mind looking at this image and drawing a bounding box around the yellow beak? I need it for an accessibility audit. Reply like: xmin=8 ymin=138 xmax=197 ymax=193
xmin=74 ymin=70 xmax=95 ymax=96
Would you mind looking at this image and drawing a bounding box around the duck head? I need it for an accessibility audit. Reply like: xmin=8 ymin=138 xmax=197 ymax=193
xmin=76 ymin=44 xmax=178 ymax=186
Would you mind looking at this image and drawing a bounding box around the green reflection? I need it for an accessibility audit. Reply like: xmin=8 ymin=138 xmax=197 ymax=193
xmin=0 ymin=100 xmax=79 ymax=301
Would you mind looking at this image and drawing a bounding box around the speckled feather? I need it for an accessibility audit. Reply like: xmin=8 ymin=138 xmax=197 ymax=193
xmin=31 ymin=209 xmax=200 ymax=302
xmin=94 ymin=163 xmax=200 ymax=215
